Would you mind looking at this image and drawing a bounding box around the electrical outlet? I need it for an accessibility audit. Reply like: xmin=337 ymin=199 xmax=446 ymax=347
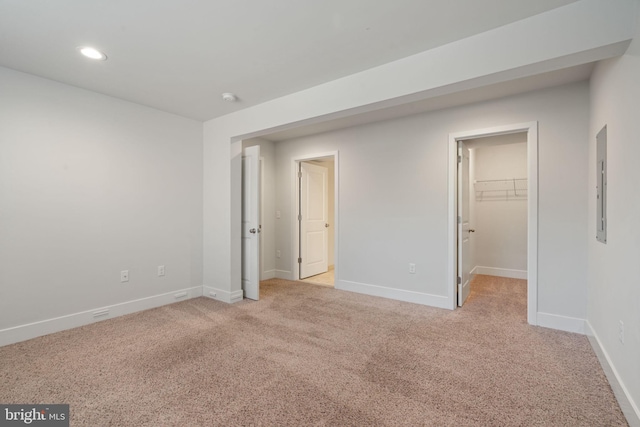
xmin=158 ymin=265 xmax=165 ymax=276
xmin=276 ymin=210 xmax=281 ymax=219
xmin=409 ymin=263 xmax=416 ymax=274
xmin=276 ymin=250 xmax=281 ymax=258
xmin=120 ymin=270 xmax=129 ymax=282
xmin=619 ymin=320 xmax=624 ymax=344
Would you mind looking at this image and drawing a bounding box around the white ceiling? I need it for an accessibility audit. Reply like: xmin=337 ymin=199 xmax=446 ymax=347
xmin=0 ymin=0 xmax=579 ymax=121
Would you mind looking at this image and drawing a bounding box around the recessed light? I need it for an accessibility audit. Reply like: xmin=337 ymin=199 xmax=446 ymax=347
xmin=222 ymin=92 xmax=237 ymax=102
xmin=78 ymin=46 xmax=107 ymax=61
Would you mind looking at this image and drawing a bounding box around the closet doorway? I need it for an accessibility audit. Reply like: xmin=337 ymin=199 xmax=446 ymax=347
xmin=448 ymin=122 xmax=538 ymax=325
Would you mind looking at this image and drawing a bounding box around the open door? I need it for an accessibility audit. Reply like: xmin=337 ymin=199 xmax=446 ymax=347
xmin=299 ymin=161 xmax=329 ymax=279
xmin=457 ymin=141 xmax=472 ymax=306
xmin=242 ymin=145 xmax=260 ymax=300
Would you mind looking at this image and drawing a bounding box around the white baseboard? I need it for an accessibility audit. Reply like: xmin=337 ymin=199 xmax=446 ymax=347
xmin=336 ymin=280 xmax=450 ymax=309
xmin=473 ymin=266 xmax=527 ymax=280
xmin=536 ymin=312 xmax=586 ymax=334
xmin=0 ymin=286 xmax=203 ymax=347
xmin=261 ymin=269 xmax=276 ymax=280
xmin=275 ymin=270 xmax=293 ymax=280
xmin=203 ymin=286 xmax=243 ymax=304
xmin=586 ymin=321 xmax=640 ymax=427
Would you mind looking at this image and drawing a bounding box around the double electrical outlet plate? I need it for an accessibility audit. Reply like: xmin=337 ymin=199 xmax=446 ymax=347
xmin=120 ymin=265 xmax=165 ymax=283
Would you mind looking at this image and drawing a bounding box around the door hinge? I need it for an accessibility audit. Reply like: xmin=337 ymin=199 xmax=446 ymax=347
xmin=457 ymin=216 xmax=461 ymax=224
xmin=298 ymin=257 xmax=302 ymax=264
xmin=457 ymin=155 xmax=462 ymax=163
xmin=457 ymin=276 xmax=461 ymax=285
xmin=298 ymin=171 xmax=302 ymax=178
xmin=298 ymin=214 xmax=302 ymax=221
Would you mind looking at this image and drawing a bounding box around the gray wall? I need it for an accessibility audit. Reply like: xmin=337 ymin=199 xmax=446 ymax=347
xmin=472 ymin=140 xmax=528 ymax=273
xmin=0 ymin=67 xmax=203 ymax=329
xmin=274 ymin=81 xmax=589 ymax=319
xmin=588 ymin=12 xmax=640 ymax=416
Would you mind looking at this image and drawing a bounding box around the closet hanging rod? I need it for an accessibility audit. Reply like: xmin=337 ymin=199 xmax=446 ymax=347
xmin=474 ymin=178 xmax=527 ymax=183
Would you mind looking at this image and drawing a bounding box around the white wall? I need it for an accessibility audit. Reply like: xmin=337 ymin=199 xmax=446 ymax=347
xmin=588 ymin=11 xmax=640 ymax=422
xmin=0 ymin=67 xmax=203 ymax=338
xmin=272 ymin=81 xmax=589 ymax=316
xmin=243 ymin=138 xmax=277 ymax=280
xmin=472 ymin=138 xmax=528 ymax=276
xmin=202 ymin=0 xmax=634 ymax=308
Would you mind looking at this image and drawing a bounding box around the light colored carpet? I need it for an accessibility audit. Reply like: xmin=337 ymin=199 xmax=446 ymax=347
xmin=0 ymin=275 xmax=627 ymax=426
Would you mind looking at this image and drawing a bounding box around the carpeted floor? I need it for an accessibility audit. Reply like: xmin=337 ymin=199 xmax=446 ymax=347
xmin=0 ymin=275 xmax=627 ymax=426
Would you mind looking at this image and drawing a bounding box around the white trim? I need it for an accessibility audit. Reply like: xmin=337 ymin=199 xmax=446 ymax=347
xmin=203 ymin=286 xmax=244 ymax=304
xmin=0 ymin=286 xmax=203 ymax=347
xmin=259 ymin=156 xmax=266 ymax=283
xmin=230 ymin=290 xmax=244 ymax=302
xmin=586 ymin=322 xmax=640 ymax=427
xmin=526 ymin=123 xmax=539 ymax=325
xmin=291 ymin=151 xmax=340 ymax=284
xmin=473 ymin=266 xmax=528 ymax=280
xmin=262 ymin=269 xmax=276 ymax=280
xmin=275 ymin=270 xmax=293 ymax=280
xmin=337 ymin=280 xmax=449 ymax=309
xmin=448 ymin=122 xmax=538 ymax=324
xmin=536 ymin=312 xmax=585 ymax=334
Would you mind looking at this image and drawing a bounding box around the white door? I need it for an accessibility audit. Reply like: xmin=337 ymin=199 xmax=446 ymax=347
xmin=299 ymin=162 xmax=329 ymax=279
xmin=242 ymin=145 xmax=260 ymax=300
xmin=457 ymin=141 xmax=472 ymax=306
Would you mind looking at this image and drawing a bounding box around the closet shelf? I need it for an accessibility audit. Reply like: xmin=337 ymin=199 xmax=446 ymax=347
xmin=474 ymin=178 xmax=527 ymax=201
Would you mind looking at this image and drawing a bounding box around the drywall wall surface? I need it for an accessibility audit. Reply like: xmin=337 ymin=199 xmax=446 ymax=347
xmin=273 ymin=82 xmax=589 ymax=316
xmin=243 ymin=138 xmax=277 ymax=279
xmin=588 ymin=16 xmax=640 ymax=420
xmin=473 ymin=140 xmax=528 ymax=272
xmin=203 ymin=0 xmax=632 ymax=305
xmin=0 ymin=67 xmax=203 ymax=329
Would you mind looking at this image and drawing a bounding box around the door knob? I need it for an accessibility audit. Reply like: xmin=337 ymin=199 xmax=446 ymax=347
xmin=325 ymin=223 xmax=330 ymax=228
xmin=468 ymin=229 xmax=475 ymax=233
xmin=249 ymin=228 xmax=256 ymax=234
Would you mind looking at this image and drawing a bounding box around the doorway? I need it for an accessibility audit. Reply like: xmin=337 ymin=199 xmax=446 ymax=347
xmin=448 ymin=122 xmax=538 ymax=325
xmin=292 ymin=153 xmax=338 ymax=287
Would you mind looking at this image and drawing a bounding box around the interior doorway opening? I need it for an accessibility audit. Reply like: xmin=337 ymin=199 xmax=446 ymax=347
xmin=459 ymin=132 xmax=529 ymax=307
xmin=448 ymin=122 xmax=538 ymax=325
xmin=293 ymin=153 xmax=337 ymax=288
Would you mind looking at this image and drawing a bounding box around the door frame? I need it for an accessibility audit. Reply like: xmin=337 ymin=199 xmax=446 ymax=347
xmin=447 ymin=122 xmax=538 ymax=325
xmin=291 ymin=151 xmax=339 ymax=283
xmin=457 ymin=140 xmax=472 ymax=306
xmin=241 ymin=145 xmax=261 ymax=300
xmin=299 ymin=161 xmax=330 ymax=279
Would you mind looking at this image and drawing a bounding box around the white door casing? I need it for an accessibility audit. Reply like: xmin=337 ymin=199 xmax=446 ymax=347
xmin=242 ymin=145 xmax=260 ymax=300
xmin=447 ymin=122 xmax=538 ymax=325
xmin=457 ymin=141 xmax=472 ymax=306
xmin=299 ymin=162 xmax=329 ymax=279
